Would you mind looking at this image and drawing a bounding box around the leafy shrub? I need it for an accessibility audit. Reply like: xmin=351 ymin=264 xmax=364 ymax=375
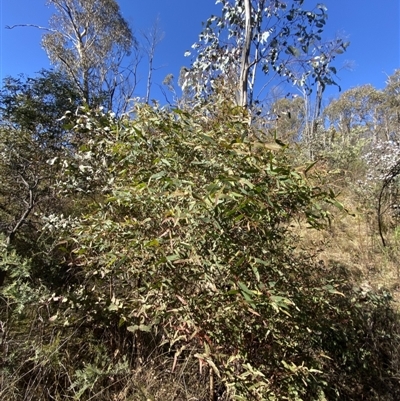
xmin=2 ymin=104 xmax=400 ymax=400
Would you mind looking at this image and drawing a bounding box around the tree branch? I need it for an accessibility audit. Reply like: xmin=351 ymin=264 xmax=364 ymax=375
xmin=5 ymin=24 xmax=56 ymax=32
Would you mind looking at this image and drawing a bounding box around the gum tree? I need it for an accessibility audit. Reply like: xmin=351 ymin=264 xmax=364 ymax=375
xmin=43 ymin=0 xmax=136 ymax=110
xmin=183 ymin=0 xmax=348 ymax=112
xmin=8 ymin=0 xmax=137 ymax=111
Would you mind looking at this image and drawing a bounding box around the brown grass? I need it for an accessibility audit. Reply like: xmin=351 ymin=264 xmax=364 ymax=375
xmin=293 ymin=189 xmax=400 ymax=305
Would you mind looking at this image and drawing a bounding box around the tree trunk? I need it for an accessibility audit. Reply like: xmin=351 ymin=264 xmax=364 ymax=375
xmin=238 ymin=0 xmax=252 ymax=109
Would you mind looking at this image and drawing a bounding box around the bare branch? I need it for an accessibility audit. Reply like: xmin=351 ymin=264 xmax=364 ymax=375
xmin=6 ymin=182 xmax=37 ymax=246
xmin=5 ymin=24 xmax=56 ymax=32
xmin=141 ymin=17 xmax=165 ymax=104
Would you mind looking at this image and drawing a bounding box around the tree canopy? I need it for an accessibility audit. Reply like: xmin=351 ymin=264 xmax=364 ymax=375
xmin=182 ymin=0 xmax=348 ymax=110
xmin=42 ymin=0 xmax=137 ymax=110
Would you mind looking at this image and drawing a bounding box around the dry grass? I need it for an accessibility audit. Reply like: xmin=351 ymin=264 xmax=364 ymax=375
xmin=293 ymin=190 xmax=400 ymax=305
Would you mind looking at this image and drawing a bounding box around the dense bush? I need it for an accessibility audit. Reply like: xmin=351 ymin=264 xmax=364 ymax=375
xmin=2 ymin=103 xmax=399 ymax=400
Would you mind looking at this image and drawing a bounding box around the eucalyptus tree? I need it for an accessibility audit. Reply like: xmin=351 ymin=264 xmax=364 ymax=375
xmin=183 ymin=0 xmax=348 ymax=112
xmin=266 ymin=95 xmax=306 ymax=142
xmin=141 ymin=18 xmax=165 ymax=105
xmin=7 ymin=0 xmax=137 ymax=111
xmin=43 ymin=0 xmax=137 ymax=110
xmin=382 ymin=69 xmax=400 ymax=141
xmin=324 ymin=85 xmax=385 ymax=142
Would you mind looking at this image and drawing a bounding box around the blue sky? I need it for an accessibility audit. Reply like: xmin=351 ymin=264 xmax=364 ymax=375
xmin=0 ymin=0 xmax=399 ymax=102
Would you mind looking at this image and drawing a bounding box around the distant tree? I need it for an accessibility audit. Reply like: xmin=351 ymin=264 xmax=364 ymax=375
xmin=43 ymin=0 xmax=137 ymax=110
xmin=324 ymin=85 xmax=385 ymax=142
xmin=382 ymin=69 xmax=400 ymax=141
xmin=323 ymin=71 xmax=400 ymax=145
xmin=267 ymin=95 xmax=306 ymax=142
xmin=8 ymin=0 xmax=137 ymax=111
xmin=141 ymin=17 xmax=165 ymax=105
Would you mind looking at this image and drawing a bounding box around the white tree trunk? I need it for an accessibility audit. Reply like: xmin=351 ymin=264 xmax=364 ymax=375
xmin=238 ymin=0 xmax=252 ymax=109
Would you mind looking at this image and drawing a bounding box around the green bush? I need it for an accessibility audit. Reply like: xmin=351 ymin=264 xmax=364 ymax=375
xmin=2 ymin=103 xmax=400 ymax=400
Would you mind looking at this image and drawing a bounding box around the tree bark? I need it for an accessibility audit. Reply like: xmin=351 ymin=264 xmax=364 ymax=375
xmin=238 ymin=0 xmax=252 ymax=109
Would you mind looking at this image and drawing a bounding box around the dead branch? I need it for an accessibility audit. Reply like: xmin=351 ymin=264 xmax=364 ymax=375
xmin=5 ymin=24 xmax=56 ymax=32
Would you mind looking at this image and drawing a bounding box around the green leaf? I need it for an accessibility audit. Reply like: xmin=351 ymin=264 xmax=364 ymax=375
xmin=166 ymin=253 xmax=181 ymax=261
xmin=304 ymin=160 xmax=318 ymax=174
xmin=149 ymin=171 xmax=166 ymax=181
xmin=251 ymin=264 xmax=260 ymax=283
xmin=238 ymin=281 xmax=253 ymax=295
xmin=127 ymin=324 xmax=152 ymax=333
xmin=108 ymin=302 xmax=119 ymax=311
xmin=323 ymin=284 xmax=345 ymax=296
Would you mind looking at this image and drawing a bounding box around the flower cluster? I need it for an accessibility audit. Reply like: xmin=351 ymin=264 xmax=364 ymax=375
xmin=356 ymin=140 xmax=400 ymax=211
xmin=363 ymin=140 xmax=400 ymax=183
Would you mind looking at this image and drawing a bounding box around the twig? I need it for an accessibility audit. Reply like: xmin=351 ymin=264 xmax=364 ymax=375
xmin=5 ymin=24 xmax=56 ymax=32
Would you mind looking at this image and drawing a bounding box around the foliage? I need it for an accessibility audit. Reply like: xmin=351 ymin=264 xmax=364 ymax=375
xmin=183 ymin=0 xmax=348 ymax=108
xmin=382 ymin=69 xmax=400 ymax=140
xmin=0 ymin=125 xmax=56 ymax=245
xmin=3 ymin=103 xmax=391 ymax=400
xmin=358 ymin=140 xmax=400 ymax=246
xmin=0 ymin=70 xmax=80 ymax=141
xmin=42 ymin=0 xmax=137 ymax=111
xmin=2 ymin=4 xmax=400 ymax=400
xmin=323 ymin=85 xmax=386 ymax=143
xmin=321 ymin=72 xmax=400 ymax=246
xmin=0 ymin=72 xmax=77 ymax=286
